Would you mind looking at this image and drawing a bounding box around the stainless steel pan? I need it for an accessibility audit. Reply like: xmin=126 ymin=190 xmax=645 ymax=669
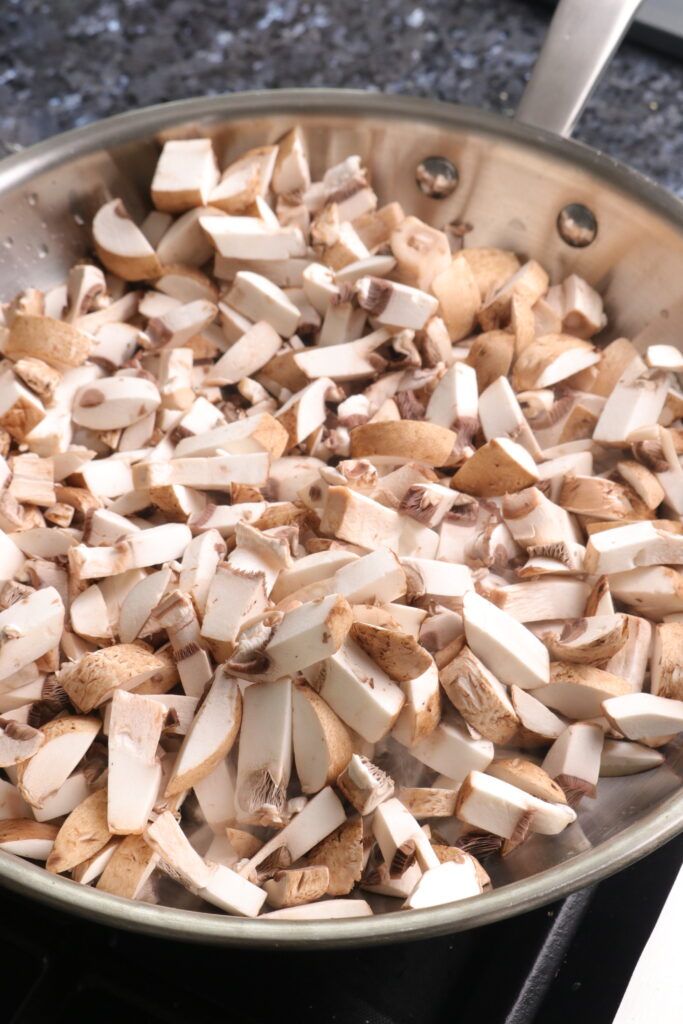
xmin=1 ymin=0 xmax=682 ymax=947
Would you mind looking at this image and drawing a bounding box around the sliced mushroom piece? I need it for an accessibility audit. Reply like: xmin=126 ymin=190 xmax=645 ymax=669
xmin=261 ymin=899 xmax=372 ymax=920
xmin=398 ymin=482 xmax=460 ymax=529
xmin=404 ymin=716 xmax=494 ymax=782
xmin=463 ymin=590 xmax=549 ymax=690
xmin=397 ymin=787 xmax=459 ymax=818
xmin=389 ymin=216 xmax=450 ymax=291
xmin=439 ymin=646 xmax=519 ymax=744
xmin=16 ymin=715 xmax=100 ymax=809
xmin=651 ymin=622 xmax=683 ymax=700
xmin=57 ymin=643 xmax=173 ymax=712
xmin=71 ymin=837 xmax=122 ymax=885
xmin=155 ymin=265 xmax=218 ymax=305
xmin=477 ymin=260 xmax=549 ymax=331
xmin=373 ymin=797 xmax=440 ymax=877
xmin=355 ymin=276 xmax=438 ymax=330
xmin=145 ymin=810 xmax=267 ymax=917
xmin=464 ymin=331 xmax=514 ymax=395
xmin=153 ymin=590 xmax=212 ymax=697
xmin=239 ymin=786 xmax=346 ymax=879
xmin=610 ymin=565 xmax=683 ymax=618
xmin=424 ymin=364 xmax=478 ymax=451
xmin=0 ymin=717 xmax=44 ymax=767
xmin=276 ymin=377 xmax=338 ymax=448
xmin=601 ymin=692 xmax=683 ymax=740
xmin=8 ymin=312 xmax=94 ymax=371
xmin=0 ymin=529 xmax=25 ymax=586
xmin=534 ymin=662 xmax=632 ymax=720
xmin=542 ymin=722 xmax=604 ymax=805
xmin=0 ymin=778 xmax=29 ymax=820
xmin=487 ymin=758 xmax=567 ymax=804
xmin=292 ymin=682 xmax=352 ymax=795
xmin=452 ymin=438 xmax=539 ymax=498
xmin=349 ymin=420 xmax=457 ymax=466
xmin=209 ymin=145 xmax=277 ymax=212
xmin=201 ymin=215 xmax=306 ymax=262
xmin=336 ymin=754 xmax=395 ymax=815
xmin=263 ymin=865 xmax=330 ymax=908
xmin=62 ymin=264 xmax=107 ymax=323
xmin=430 ymin=254 xmax=481 ymax=341
xmin=92 ymin=200 xmax=162 ymax=281
xmin=108 ymin=689 xmax=165 ymax=835
xmin=165 ymin=668 xmax=242 ymax=796
xmin=349 ymin=620 xmax=432 ymax=682
xmin=143 ymin=807 xmax=210 ymax=887
xmin=391 ymin=658 xmax=442 ymax=747
xmin=96 ymin=832 xmax=159 ymax=899
xmin=0 ymin=819 xmax=59 ymax=860
xmin=118 ymin=567 xmax=174 ymax=644
xmin=456 ymin=769 xmax=576 ymax=839
xmin=200 ymin=564 xmax=268 ymax=651
xmin=509 ymin=685 xmax=567 ymax=748
xmin=478 ymin=374 xmax=542 ymax=459
xmin=305 ymin=816 xmax=363 ymax=896
xmin=553 ymin=274 xmax=607 ymax=338
xmin=320 ymin=486 xmax=403 ymax=551
xmin=402 ymin=858 xmax=483 ymax=909
xmin=489 ymin=576 xmax=591 ymax=623
xmin=518 ymin=542 xmax=586 ymax=578
xmin=136 ymin=450 xmax=271 ymax=491
xmin=600 ymin=739 xmax=665 ymax=776
xmin=401 ymin=557 xmax=473 ymax=608
xmin=193 ymin=758 xmax=237 ymax=835
xmin=250 ymin=594 xmax=352 ymax=682
xmin=6 ymin=453 xmax=54 ymax=510
xmin=593 ymin=364 xmax=669 ymax=444
xmin=270 ymin=127 xmax=310 ymax=194
xmin=0 ymin=369 xmax=47 ymax=442
xmin=145 ymin=297 xmax=217 ymax=351
xmin=502 ymin=487 xmax=579 ymax=551
xmin=304 ymin=639 xmax=405 ymax=743
xmin=460 ymin=247 xmax=520 ymax=302
xmin=0 ymin=586 xmax=64 ymax=684
xmin=511 ymin=335 xmax=600 ymax=392
xmin=584 ymin=574 xmax=615 ymax=617
xmin=13 ymin=357 xmax=62 ymax=404
xmin=315 ymin=215 xmax=369 ymax=271
xmin=234 ymin=677 xmax=292 ymax=826
xmin=45 ymin=788 xmax=111 ymax=874
xmin=151 ymin=137 xmax=219 ymax=212
xmin=584 ymin=520 xmax=683 ymax=575
xmin=332 ymin=546 xmax=406 ymax=605
xmin=203 ymin=320 xmax=283 ymax=386
xmin=544 ymin=614 xmax=628 ymax=664
xmin=269 ymin=550 xmax=357 ymax=605
xmin=616 ymin=459 xmax=665 ymax=510
xmin=141 ymin=693 xmax=197 ymax=737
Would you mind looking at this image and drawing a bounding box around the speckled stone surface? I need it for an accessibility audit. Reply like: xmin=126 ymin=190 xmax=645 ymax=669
xmin=1 ymin=0 xmax=683 ymax=194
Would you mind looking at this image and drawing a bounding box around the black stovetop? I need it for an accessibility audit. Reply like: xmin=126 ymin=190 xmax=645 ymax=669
xmin=2 ymin=830 xmax=681 ymax=1024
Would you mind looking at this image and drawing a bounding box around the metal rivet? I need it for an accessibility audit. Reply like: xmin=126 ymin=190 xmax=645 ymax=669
xmin=557 ymin=203 xmax=598 ymax=247
xmin=415 ymin=156 xmax=459 ymax=199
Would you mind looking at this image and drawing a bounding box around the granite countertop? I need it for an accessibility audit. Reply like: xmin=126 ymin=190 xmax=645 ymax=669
xmin=1 ymin=0 xmax=683 ymax=195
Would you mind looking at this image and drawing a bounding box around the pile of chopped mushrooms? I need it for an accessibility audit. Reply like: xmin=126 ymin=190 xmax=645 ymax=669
xmin=0 ymin=129 xmax=683 ymax=921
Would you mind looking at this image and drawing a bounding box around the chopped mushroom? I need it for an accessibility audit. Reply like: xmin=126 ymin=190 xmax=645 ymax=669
xmin=107 ymin=690 xmax=165 ymax=834
xmin=46 ymin=788 xmax=111 ymax=874
xmin=2 ymin=127 xmax=683 ymax=922
xmin=164 ymin=668 xmax=242 ymax=795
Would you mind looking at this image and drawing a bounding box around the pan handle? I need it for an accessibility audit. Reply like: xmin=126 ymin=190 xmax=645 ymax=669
xmin=516 ymin=0 xmax=644 ymax=138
